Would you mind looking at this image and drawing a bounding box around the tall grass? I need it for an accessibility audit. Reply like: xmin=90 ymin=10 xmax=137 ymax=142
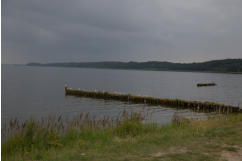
xmin=2 ymin=111 xmax=242 ymax=161
xmin=1 ymin=111 xmax=158 ymax=158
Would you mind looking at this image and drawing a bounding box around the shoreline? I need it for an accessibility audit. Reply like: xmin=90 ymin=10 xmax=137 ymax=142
xmin=2 ymin=112 xmax=242 ymax=161
xmin=25 ymin=64 xmax=242 ymax=74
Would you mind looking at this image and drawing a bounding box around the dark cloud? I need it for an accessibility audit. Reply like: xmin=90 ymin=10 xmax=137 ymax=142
xmin=2 ymin=0 xmax=242 ymax=63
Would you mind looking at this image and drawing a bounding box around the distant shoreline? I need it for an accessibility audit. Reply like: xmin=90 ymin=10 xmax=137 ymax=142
xmin=26 ymin=59 xmax=242 ymax=74
xmin=25 ymin=65 xmax=242 ymax=74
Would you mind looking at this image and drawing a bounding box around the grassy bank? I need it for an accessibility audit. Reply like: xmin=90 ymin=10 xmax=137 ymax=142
xmin=2 ymin=112 xmax=242 ymax=161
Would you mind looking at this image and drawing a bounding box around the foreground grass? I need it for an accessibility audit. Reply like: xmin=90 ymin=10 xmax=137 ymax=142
xmin=2 ymin=113 xmax=242 ymax=161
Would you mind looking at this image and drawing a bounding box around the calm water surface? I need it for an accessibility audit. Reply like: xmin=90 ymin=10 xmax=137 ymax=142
xmin=2 ymin=65 xmax=242 ymax=124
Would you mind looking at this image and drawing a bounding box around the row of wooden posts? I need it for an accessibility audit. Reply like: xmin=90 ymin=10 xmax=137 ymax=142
xmin=197 ymin=83 xmax=216 ymax=87
xmin=65 ymin=87 xmax=242 ymax=114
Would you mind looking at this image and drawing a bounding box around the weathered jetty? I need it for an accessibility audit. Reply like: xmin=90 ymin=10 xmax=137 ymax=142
xmin=197 ymin=83 xmax=216 ymax=87
xmin=65 ymin=87 xmax=242 ymax=114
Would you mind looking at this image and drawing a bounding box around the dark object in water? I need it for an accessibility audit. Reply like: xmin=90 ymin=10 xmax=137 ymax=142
xmin=197 ymin=83 xmax=216 ymax=87
xmin=65 ymin=87 xmax=242 ymax=114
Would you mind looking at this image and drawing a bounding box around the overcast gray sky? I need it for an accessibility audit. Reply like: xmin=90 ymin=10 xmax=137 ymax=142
xmin=2 ymin=0 xmax=242 ymax=64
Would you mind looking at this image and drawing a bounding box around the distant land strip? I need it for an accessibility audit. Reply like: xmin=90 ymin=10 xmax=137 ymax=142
xmin=65 ymin=87 xmax=242 ymax=114
xmin=27 ymin=59 xmax=242 ymax=73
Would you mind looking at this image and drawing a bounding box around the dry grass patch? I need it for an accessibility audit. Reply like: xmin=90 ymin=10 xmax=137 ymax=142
xmin=151 ymin=146 xmax=188 ymax=157
xmin=221 ymin=147 xmax=242 ymax=161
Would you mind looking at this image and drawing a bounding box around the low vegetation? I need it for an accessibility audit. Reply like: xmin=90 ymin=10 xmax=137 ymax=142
xmin=2 ymin=111 xmax=242 ymax=161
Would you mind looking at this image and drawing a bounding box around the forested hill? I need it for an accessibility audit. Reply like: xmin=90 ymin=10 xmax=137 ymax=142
xmin=27 ymin=59 xmax=242 ymax=73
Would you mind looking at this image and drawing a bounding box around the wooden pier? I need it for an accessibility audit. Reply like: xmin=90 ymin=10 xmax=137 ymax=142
xmin=65 ymin=87 xmax=242 ymax=114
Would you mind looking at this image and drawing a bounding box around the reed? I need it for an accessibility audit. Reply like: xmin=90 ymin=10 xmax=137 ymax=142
xmin=2 ymin=111 xmax=153 ymax=158
xmin=2 ymin=111 xmax=147 ymax=142
xmin=3 ymin=109 xmax=242 ymax=161
xmin=65 ymin=87 xmax=242 ymax=114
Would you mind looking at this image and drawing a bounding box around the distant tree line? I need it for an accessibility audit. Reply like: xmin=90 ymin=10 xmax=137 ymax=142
xmin=27 ymin=59 xmax=242 ymax=73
